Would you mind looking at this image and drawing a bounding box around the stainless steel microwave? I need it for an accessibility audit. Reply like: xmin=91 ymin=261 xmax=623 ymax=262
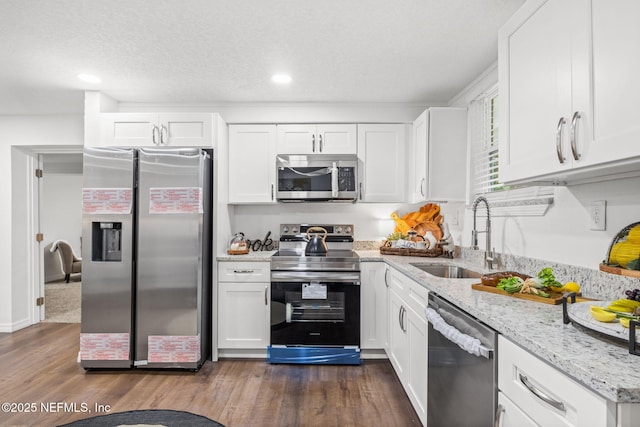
xmin=276 ymin=154 xmax=358 ymax=202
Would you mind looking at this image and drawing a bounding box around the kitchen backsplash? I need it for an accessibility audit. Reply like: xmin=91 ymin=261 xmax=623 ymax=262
xmin=459 ymin=247 xmax=638 ymax=301
xmin=356 ymin=240 xmax=638 ymax=301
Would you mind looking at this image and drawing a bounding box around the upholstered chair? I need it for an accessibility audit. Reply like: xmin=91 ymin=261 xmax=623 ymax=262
xmin=50 ymin=240 xmax=82 ymax=283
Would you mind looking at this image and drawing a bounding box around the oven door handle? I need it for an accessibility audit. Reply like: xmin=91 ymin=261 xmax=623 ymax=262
xmin=425 ymin=307 xmax=493 ymax=359
xmin=271 ymin=271 xmax=361 ymax=283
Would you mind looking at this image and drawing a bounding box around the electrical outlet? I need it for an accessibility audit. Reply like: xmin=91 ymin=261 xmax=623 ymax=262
xmin=589 ymin=200 xmax=606 ymax=231
xmin=450 ymin=209 xmax=459 ymax=225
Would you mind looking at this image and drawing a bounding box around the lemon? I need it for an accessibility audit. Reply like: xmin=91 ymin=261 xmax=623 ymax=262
xmin=590 ymin=306 xmax=616 ymax=322
xmin=565 ymin=282 xmax=581 ymax=293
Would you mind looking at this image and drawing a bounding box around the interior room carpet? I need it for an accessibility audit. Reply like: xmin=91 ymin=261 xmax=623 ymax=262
xmin=57 ymin=409 xmax=225 ymax=427
xmin=43 ymin=279 xmax=81 ymax=323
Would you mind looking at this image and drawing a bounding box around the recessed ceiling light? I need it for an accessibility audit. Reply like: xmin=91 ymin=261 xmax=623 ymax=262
xmin=271 ymin=74 xmax=292 ymax=84
xmin=77 ymin=74 xmax=101 ymax=84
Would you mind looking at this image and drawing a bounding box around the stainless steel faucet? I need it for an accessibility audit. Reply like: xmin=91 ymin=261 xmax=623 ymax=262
xmin=471 ymin=196 xmax=497 ymax=269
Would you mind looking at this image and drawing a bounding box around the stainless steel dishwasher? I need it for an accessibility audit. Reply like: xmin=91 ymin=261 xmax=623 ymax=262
xmin=426 ymin=293 xmax=497 ymax=427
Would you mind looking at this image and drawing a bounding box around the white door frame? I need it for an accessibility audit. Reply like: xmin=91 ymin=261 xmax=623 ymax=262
xmin=20 ymin=146 xmax=83 ymax=325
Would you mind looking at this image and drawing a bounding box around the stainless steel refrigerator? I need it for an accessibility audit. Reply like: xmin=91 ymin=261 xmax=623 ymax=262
xmin=79 ymin=147 xmax=212 ymax=370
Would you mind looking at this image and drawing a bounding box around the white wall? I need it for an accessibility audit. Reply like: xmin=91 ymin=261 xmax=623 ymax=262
xmin=0 ymin=114 xmax=84 ymax=331
xmin=42 ymin=167 xmax=83 ymax=282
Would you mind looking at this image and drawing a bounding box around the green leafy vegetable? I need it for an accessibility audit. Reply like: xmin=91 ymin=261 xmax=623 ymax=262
xmin=537 ymin=267 xmax=562 ymax=288
xmin=497 ymin=276 xmax=524 ymax=293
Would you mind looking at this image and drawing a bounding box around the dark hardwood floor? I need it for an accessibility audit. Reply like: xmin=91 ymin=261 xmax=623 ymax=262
xmin=0 ymin=323 xmax=419 ymax=427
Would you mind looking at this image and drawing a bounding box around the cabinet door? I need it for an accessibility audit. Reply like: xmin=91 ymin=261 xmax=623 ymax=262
xmin=360 ymin=263 xmax=388 ymax=350
xmin=158 ymin=113 xmax=212 ymax=147
xmin=387 ymin=288 xmax=409 ymax=382
xmin=499 ymin=0 xmax=589 ymax=183
xmin=218 ymin=282 xmax=270 ymax=349
xmin=358 ymin=124 xmax=406 ymax=202
xmin=497 ymin=392 xmax=538 ymax=427
xmin=406 ymin=304 xmax=427 ymax=426
xmin=276 ymin=124 xmax=316 ymax=154
xmin=229 ymin=125 xmax=276 ymax=203
xmin=427 ymin=108 xmax=467 ymax=201
xmin=99 ymin=113 xmax=157 ymax=147
xmin=586 ymin=1 xmax=640 ymax=166
xmin=317 ymin=124 xmax=357 ymax=154
xmin=411 ymin=111 xmax=428 ymax=202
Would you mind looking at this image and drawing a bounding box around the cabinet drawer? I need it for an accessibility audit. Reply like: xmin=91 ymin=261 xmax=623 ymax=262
xmin=498 ymin=335 xmax=614 ymax=427
xmin=218 ymin=261 xmax=270 ymax=282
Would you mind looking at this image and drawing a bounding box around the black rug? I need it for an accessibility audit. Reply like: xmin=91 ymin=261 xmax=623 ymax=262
xmin=58 ymin=409 xmax=225 ymax=427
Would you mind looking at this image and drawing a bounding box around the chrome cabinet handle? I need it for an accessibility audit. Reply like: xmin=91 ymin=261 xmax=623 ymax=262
xmin=264 ymin=285 xmax=268 ymax=306
xmin=570 ymin=111 xmax=581 ymax=161
xmin=271 ymin=183 xmax=274 ymax=200
xmin=398 ymin=305 xmax=403 ymax=331
xmin=384 ymin=268 xmax=389 ymax=288
xmin=556 ymin=117 xmax=566 ymax=164
xmin=312 ymin=134 xmax=316 ymax=152
xmin=152 ymin=125 xmax=159 ymax=145
xmin=359 ymin=182 xmax=363 ymax=200
xmin=399 ymin=306 xmax=407 ymax=333
xmin=519 ymin=373 xmax=566 ymax=412
xmin=233 ymin=269 xmax=254 ymax=274
xmin=420 ymin=178 xmax=425 ymax=197
xmin=160 ymin=124 xmax=168 ymax=145
xmin=494 ymin=404 xmax=505 ymax=427
xmin=319 ymin=134 xmax=323 ymax=152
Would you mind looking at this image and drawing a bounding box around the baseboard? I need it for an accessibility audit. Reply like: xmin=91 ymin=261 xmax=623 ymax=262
xmin=0 ymin=317 xmax=32 ymax=333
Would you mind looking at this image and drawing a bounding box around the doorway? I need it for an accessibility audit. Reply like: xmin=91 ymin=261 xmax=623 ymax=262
xmin=40 ymin=152 xmax=83 ymax=323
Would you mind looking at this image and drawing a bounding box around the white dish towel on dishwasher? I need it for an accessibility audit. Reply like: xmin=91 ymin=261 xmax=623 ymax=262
xmin=425 ymin=307 xmax=485 ymax=358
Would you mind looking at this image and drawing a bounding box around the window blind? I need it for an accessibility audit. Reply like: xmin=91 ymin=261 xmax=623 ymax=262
xmin=469 ymin=86 xmax=502 ymax=195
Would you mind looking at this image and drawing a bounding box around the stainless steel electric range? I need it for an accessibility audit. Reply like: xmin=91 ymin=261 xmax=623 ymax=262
xmin=268 ymin=224 xmax=361 ymax=365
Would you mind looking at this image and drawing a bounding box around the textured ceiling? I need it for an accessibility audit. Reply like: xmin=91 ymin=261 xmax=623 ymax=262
xmin=0 ymin=0 xmax=525 ymax=114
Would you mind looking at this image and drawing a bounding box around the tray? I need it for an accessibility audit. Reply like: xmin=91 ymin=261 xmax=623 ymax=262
xmin=566 ymin=301 xmax=637 ymax=342
xmin=380 ymin=245 xmax=443 ymax=258
xmin=599 ymin=263 xmax=640 ymax=279
xmin=227 ymin=249 xmax=250 ymax=255
xmin=471 ymin=283 xmax=590 ymax=305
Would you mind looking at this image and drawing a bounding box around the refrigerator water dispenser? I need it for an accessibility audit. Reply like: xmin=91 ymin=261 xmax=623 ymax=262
xmin=91 ymin=222 xmax=122 ymax=262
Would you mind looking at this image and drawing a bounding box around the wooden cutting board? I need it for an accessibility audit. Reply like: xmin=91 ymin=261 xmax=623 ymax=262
xmin=471 ymin=283 xmax=593 ymax=305
xmin=599 ymin=263 xmax=640 ymax=278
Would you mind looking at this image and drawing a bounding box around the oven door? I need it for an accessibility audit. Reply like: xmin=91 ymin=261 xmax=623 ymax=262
xmin=270 ymin=281 xmax=360 ymax=347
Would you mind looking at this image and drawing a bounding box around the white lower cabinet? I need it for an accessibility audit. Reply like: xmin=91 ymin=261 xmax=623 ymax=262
xmin=498 ymin=335 xmax=615 ymax=426
xmin=217 ymin=261 xmax=270 ymax=353
xmin=360 ymin=262 xmax=388 ymax=350
xmin=386 ymin=266 xmax=428 ymax=426
xmin=497 ymin=391 xmax=538 ymax=427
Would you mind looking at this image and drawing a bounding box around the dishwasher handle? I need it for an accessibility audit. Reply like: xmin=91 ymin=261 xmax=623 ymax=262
xmin=426 ymin=306 xmax=494 ymax=359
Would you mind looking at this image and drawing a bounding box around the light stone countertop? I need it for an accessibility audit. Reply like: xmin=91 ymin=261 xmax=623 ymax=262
xmin=358 ymin=251 xmax=640 ymax=404
xmin=216 ymin=249 xmax=640 ymax=403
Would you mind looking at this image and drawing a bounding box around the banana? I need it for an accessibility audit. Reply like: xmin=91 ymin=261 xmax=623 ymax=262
xmin=607 ymin=304 xmax=635 ymax=313
xmin=611 ymin=299 xmax=640 ymax=309
xmin=590 ymin=306 xmax=616 ymax=322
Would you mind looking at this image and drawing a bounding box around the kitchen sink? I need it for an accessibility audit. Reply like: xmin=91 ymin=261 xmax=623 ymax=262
xmin=410 ymin=263 xmax=483 ymax=279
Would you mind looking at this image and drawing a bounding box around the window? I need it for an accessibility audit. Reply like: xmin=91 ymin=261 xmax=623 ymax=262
xmin=467 ymin=85 xmax=554 ymax=217
xmin=469 ymin=86 xmax=504 ymax=196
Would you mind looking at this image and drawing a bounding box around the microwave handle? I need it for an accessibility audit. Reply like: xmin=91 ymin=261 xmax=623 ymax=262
xmin=331 ymin=162 xmax=339 ymax=197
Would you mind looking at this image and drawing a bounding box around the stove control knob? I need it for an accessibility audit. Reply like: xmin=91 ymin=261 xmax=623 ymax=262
xmin=282 ymin=225 xmax=289 ymax=234
xmin=335 ymin=226 xmax=343 ymax=234
xmin=345 ymin=226 xmax=352 ymax=234
xmin=292 ymin=226 xmax=299 ymax=234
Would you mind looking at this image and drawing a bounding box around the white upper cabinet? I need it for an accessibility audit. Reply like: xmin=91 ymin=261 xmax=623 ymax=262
xmin=96 ymin=113 xmax=214 ymax=147
xmin=410 ymin=108 xmax=468 ymax=203
xmin=357 ymin=124 xmax=406 ymax=202
xmin=499 ymin=0 xmax=640 ymax=184
xmin=228 ymin=124 xmax=277 ymax=204
xmin=276 ymin=124 xmax=357 ymax=154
